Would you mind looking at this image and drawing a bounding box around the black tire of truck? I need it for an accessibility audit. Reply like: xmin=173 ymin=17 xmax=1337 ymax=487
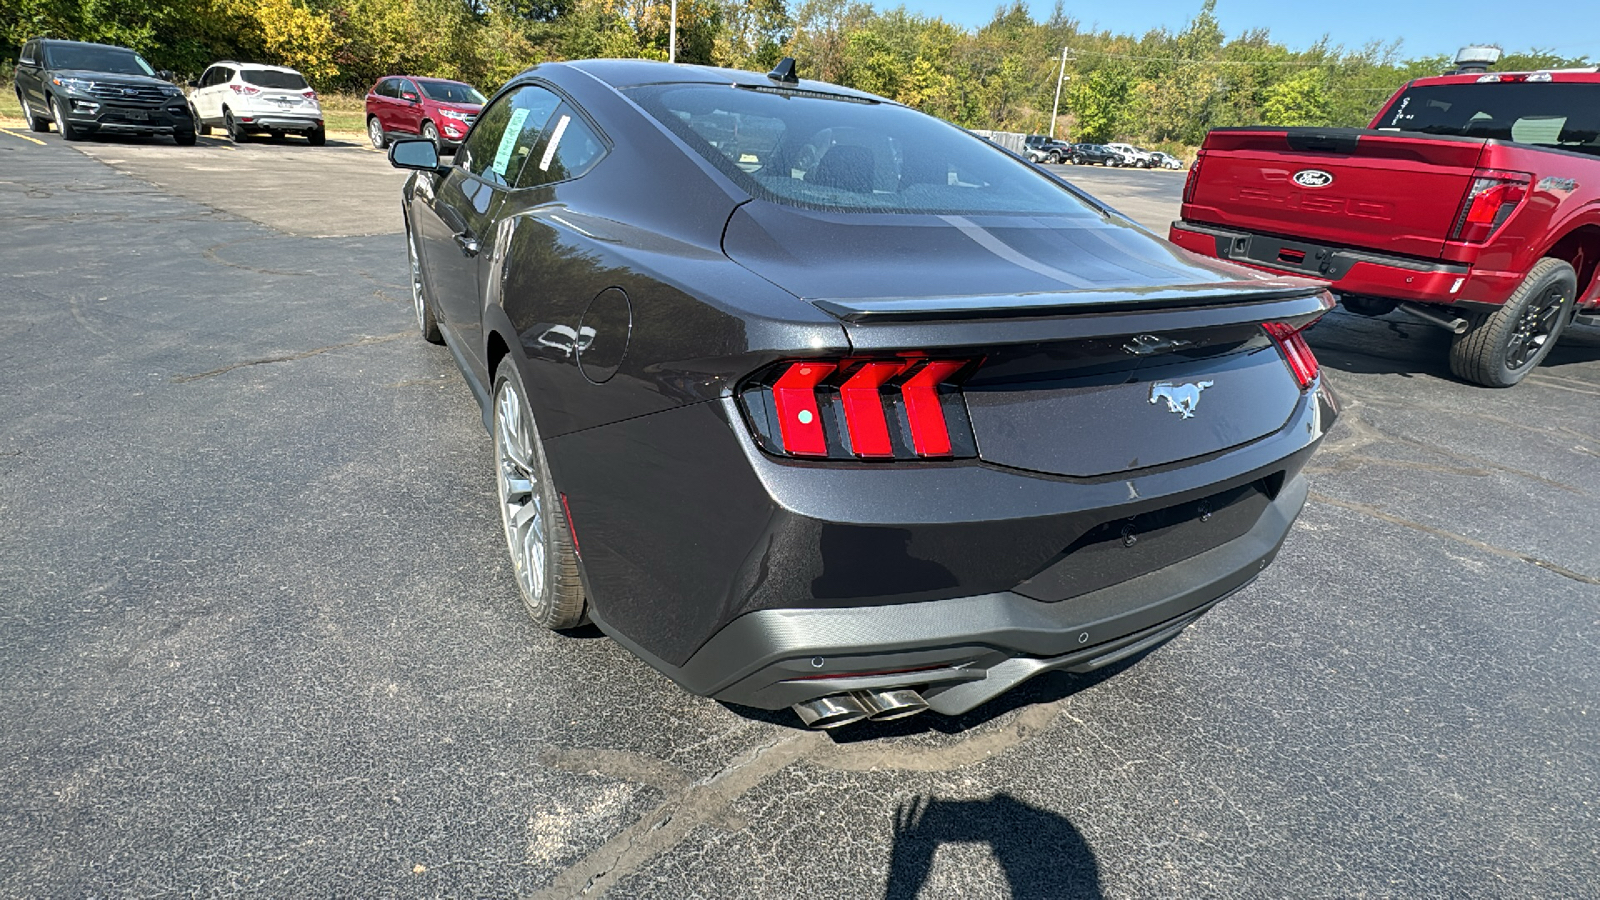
xmin=1449 ymin=257 xmax=1577 ymax=388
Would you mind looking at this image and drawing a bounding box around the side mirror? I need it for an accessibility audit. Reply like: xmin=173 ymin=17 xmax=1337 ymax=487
xmin=158 ymin=69 xmax=173 ymax=81
xmin=401 ymin=92 xmax=419 ymax=103
xmin=389 ymin=139 xmax=441 ymax=172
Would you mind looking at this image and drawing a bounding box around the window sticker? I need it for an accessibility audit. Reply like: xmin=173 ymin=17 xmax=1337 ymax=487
xmin=540 ymin=115 xmax=571 ymax=172
xmin=492 ymin=107 xmax=531 ymax=177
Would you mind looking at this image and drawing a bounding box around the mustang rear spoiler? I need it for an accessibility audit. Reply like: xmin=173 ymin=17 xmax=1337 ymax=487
xmin=812 ymin=285 xmax=1332 ymax=323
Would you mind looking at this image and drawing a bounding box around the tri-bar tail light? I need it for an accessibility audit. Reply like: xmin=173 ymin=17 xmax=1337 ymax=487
xmin=739 ymin=357 xmax=981 ymax=460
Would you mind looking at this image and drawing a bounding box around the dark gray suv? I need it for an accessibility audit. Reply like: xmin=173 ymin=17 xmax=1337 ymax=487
xmin=13 ymin=39 xmax=196 ymax=144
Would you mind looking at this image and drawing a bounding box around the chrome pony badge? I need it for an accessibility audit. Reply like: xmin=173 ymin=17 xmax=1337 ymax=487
xmin=1149 ymin=381 xmax=1214 ymax=419
xmin=1292 ymin=169 xmax=1334 ymax=188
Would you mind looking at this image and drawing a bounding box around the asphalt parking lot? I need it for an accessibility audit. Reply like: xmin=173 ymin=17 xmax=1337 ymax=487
xmin=2 ymin=129 xmax=1597 ymax=898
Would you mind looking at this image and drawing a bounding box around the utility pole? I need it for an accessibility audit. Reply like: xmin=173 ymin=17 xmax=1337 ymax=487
xmin=669 ymin=0 xmax=678 ymax=63
xmin=1050 ymin=46 xmax=1069 ymax=139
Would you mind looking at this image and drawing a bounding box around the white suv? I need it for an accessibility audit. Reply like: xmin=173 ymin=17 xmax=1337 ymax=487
xmin=1105 ymin=143 xmax=1158 ymax=169
xmin=189 ymin=62 xmax=324 ymax=144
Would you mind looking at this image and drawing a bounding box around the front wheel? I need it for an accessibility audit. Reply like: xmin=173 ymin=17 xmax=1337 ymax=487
xmin=492 ymin=364 xmax=587 ymax=630
xmin=174 ymin=130 xmax=196 ymax=146
xmin=52 ymin=98 xmax=83 ymax=141
xmin=421 ymin=119 xmax=440 ymax=148
xmin=193 ymin=106 xmax=211 ymax=136
xmin=1449 ymin=257 xmax=1577 ymax=387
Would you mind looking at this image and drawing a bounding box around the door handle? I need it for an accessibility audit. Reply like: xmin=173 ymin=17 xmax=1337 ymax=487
xmin=453 ymin=231 xmax=480 ymax=257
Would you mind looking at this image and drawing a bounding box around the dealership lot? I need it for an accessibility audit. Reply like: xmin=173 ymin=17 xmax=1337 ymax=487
xmin=2 ymin=131 xmax=1597 ymax=898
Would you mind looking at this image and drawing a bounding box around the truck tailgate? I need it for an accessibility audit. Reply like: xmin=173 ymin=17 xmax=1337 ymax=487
xmin=1187 ymin=129 xmax=1490 ymax=260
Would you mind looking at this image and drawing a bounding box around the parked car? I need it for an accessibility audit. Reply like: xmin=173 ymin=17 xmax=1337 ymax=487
xmin=365 ymin=76 xmax=485 ymax=151
xmin=1171 ymin=65 xmax=1600 ymax=386
xmin=12 ymin=38 xmax=195 ymax=144
xmin=1022 ymin=133 xmax=1070 ymax=164
xmin=387 ymin=57 xmax=1337 ymax=730
xmin=1068 ymin=143 xmax=1121 ymax=166
xmin=188 ymin=61 xmax=324 ymax=144
xmin=1106 ymin=142 xmax=1159 ymax=168
xmin=1151 ymin=151 xmax=1186 ymax=169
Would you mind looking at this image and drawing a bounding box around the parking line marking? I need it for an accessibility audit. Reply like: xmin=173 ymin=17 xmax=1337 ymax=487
xmin=0 ymin=127 xmax=46 ymax=146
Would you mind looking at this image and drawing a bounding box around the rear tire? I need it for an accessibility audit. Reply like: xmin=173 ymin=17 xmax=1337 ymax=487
xmin=20 ymin=92 xmax=51 ymax=132
xmin=367 ymin=115 xmax=386 ymax=149
xmin=1449 ymin=257 xmax=1577 ymax=387
xmin=174 ymin=130 xmax=196 ymax=146
xmin=407 ymin=221 xmax=443 ymax=344
xmin=52 ymin=98 xmax=83 ymax=141
xmin=226 ymin=110 xmax=249 ymax=143
xmin=491 ymin=363 xmax=587 ymax=631
xmin=306 ymin=126 xmax=326 ymax=146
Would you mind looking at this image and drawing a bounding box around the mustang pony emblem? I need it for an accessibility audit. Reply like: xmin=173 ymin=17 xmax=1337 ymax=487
xmin=1149 ymin=381 xmax=1214 ymax=419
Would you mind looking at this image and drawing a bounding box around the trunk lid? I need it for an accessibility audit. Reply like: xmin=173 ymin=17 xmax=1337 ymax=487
xmin=1186 ymin=128 xmax=1488 ymax=259
xmin=724 ymin=201 xmax=1327 ymax=478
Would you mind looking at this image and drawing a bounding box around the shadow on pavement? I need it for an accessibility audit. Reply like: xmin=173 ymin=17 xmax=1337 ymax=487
xmin=882 ymin=793 xmax=1102 ymax=900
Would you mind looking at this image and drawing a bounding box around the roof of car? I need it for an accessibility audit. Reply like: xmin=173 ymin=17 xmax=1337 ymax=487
xmin=210 ymin=60 xmax=302 ymax=73
xmin=557 ymin=59 xmax=886 ymax=103
xmin=36 ymin=39 xmax=138 ymax=51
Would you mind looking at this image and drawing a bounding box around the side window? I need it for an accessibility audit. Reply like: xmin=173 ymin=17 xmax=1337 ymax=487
xmin=457 ymin=85 xmax=562 ymax=187
xmin=200 ymin=67 xmax=217 ymax=88
xmin=21 ymin=41 xmax=35 ymax=65
xmin=514 ymin=103 xmax=607 ymax=189
xmin=400 ymin=79 xmax=418 ymax=100
xmin=381 ymin=79 xmax=399 ymax=98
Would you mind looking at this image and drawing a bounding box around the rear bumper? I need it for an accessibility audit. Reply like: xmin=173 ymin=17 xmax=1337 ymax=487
xmin=236 ymin=113 xmax=322 ymax=132
xmin=596 ymin=473 xmax=1308 ymax=715
xmin=1169 ymin=220 xmax=1522 ymax=308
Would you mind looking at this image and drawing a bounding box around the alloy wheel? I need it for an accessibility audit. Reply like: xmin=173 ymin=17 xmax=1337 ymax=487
xmin=368 ymin=117 xmax=384 ymax=149
xmin=1505 ymin=282 xmax=1567 ymax=369
xmin=494 ymin=379 xmax=546 ymax=606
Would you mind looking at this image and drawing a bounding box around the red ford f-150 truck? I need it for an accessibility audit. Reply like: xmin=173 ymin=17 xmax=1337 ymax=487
xmin=1170 ymin=67 xmax=1600 ymax=386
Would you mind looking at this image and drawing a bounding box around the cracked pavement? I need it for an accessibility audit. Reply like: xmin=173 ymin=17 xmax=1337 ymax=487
xmin=1 ymin=133 xmax=1596 ymax=898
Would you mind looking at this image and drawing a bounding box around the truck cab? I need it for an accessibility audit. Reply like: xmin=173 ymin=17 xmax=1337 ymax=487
xmin=1170 ymin=66 xmax=1600 ymax=386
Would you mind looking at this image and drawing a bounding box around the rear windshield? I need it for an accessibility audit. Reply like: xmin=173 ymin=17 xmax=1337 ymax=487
xmin=43 ymin=45 xmax=155 ymax=77
xmin=625 ymin=84 xmax=1104 ymax=217
xmin=242 ymin=69 xmax=309 ymax=90
xmin=419 ymin=80 xmax=486 ymax=105
xmin=1379 ymin=82 xmax=1600 ymax=156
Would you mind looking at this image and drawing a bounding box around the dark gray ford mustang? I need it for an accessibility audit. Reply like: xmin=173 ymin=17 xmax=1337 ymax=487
xmin=390 ymin=58 xmax=1338 ymax=729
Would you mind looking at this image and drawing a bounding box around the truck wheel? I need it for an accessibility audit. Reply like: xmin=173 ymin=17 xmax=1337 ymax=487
xmin=52 ymin=98 xmax=83 ymax=141
xmin=1449 ymin=258 xmax=1577 ymax=387
xmin=19 ymin=91 xmax=51 ymax=133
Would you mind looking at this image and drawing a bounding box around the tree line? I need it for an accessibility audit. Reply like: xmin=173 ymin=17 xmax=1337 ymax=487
xmin=3 ymin=0 xmax=1591 ymax=145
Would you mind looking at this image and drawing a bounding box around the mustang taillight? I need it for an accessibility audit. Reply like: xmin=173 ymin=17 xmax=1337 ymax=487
xmin=1262 ymin=321 xmax=1320 ymax=389
xmin=741 ymin=357 xmax=980 ymax=461
xmin=1450 ymin=169 xmax=1531 ymax=244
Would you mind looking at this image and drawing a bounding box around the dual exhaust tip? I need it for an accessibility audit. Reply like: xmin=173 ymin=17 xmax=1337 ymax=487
xmin=792 ymin=688 xmax=929 ymax=729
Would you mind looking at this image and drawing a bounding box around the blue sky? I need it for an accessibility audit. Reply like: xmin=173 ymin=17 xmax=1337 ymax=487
xmin=898 ymin=1 xmax=1599 ymax=61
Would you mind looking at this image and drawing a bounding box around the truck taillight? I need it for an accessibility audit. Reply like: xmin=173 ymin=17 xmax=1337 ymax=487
xmin=1450 ymin=169 xmax=1531 ymax=244
xmin=1262 ymin=321 xmax=1320 ymax=390
xmin=740 ymin=358 xmax=980 ymax=461
xmin=1182 ymin=152 xmax=1204 ymax=204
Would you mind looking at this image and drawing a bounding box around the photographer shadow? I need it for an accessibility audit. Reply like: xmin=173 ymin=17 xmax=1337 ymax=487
xmin=884 ymin=793 xmax=1102 ymax=900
